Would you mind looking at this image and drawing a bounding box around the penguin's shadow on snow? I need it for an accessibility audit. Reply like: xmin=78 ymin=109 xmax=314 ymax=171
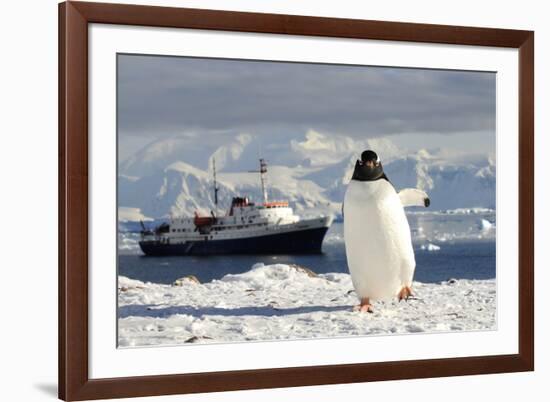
xmin=118 ymin=304 xmax=351 ymax=319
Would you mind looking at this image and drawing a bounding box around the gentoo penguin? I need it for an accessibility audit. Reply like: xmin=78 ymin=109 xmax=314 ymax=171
xmin=343 ymin=150 xmax=430 ymax=313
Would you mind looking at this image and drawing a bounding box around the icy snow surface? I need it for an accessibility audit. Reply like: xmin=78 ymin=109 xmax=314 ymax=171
xmin=118 ymin=263 xmax=496 ymax=347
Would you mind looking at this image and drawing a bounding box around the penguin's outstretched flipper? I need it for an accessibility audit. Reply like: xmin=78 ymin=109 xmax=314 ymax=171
xmin=398 ymin=188 xmax=430 ymax=208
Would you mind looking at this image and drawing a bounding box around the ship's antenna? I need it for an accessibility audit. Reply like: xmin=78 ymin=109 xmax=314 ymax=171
xmin=212 ymin=157 xmax=219 ymax=214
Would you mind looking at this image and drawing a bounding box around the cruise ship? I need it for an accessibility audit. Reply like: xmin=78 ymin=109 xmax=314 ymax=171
xmin=139 ymin=159 xmax=333 ymax=256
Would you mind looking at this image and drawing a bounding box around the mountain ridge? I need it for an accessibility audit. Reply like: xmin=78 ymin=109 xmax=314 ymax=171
xmin=118 ymin=134 xmax=495 ymax=219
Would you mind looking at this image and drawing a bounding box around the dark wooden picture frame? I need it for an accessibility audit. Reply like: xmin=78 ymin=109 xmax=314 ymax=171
xmin=59 ymin=1 xmax=534 ymax=400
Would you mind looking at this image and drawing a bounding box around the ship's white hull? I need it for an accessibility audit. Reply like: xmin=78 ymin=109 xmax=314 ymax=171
xmin=140 ymin=216 xmax=333 ymax=255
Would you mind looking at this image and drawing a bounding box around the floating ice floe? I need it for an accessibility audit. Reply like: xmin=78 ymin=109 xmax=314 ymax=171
xmin=118 ymin=263 xmax=496 ymax=347
xmin=118 ymin=232 xmax=143 ymax=254
xmin=441 ymin=208 xmax=495 ymax=215
xmin=420 ymin=243 xmax=441 ymax=251
xmin=479 ymin=219 xmax=494 ymax=231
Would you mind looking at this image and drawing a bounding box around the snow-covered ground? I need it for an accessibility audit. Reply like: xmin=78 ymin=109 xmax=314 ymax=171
xmin=118 ymin=263 xmax=496 ymax=347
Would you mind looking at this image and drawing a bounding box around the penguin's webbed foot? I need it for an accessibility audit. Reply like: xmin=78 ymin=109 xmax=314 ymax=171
xmin=398 ymin=286 xmax=413 ymax=302
xmin=353 ymin=297 xmax=374 ymax=313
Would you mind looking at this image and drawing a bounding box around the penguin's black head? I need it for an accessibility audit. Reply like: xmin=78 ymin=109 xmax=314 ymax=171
xmin=361 ymin=150 xmax=380 ymax=166
xmin=352 ymin=150 xmax=386 ymax=182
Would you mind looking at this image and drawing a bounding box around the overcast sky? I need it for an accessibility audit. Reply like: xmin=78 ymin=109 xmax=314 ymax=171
xmin=117 ymin=54 xmax=496 ymax=160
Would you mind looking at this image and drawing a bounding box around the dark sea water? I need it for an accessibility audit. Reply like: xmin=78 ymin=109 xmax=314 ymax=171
xmin=118 ymin=220 xmax=496 ymax=285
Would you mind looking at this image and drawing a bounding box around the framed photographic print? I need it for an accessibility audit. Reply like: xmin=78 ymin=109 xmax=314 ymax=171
xmin=59 ymin=1 xmax=534 ymax=400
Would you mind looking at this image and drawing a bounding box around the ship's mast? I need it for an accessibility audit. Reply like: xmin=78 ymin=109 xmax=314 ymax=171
xmin=259 ymin=158 xmax=268 ymax=204
xmin=247 ymin=158 xmax=269 ymax=204
xmin=212 ymin=158 xmax=219 ymax=214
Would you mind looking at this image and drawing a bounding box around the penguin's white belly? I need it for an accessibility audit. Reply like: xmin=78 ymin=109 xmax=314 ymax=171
xmin=344 ymin=180 xmax=415 ymax=301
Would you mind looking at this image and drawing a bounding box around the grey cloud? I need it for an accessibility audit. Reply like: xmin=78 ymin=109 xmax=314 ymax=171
xmin=117 ymin=54 xmax=495 ymax=141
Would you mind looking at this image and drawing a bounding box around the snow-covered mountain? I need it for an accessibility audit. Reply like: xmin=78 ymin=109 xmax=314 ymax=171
xmin=384 ymin=151 xmax=495 ymax=210
xmin=120 ymin=131 xmax=402 ymax=176
xmin=118 ymin=133 xmax=495 ymax=220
